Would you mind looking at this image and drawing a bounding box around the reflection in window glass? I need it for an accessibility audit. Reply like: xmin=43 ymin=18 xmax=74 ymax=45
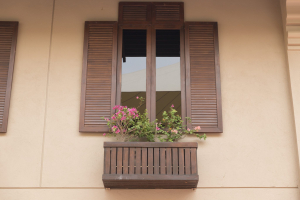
xmin=156 ymin=30 xmax=181 ymax=121
xmin=121 ymin=30 xmax=146 ymax=113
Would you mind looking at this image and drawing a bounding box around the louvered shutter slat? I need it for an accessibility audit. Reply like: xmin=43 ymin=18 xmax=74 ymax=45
xmin=153 ymin=3 xmax=183 ymax=25
xmin=79 ymin=22 xmax=117 ymax=132
xmin=185 ymin=22 xmax=222 ymax=133
xmin=0 ymin=22 xmax=18 ymax=133
xmin=119 ymin=3 xmax=152 ymax=24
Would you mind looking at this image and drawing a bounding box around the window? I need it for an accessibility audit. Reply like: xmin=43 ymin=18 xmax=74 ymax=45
xmin=80 ymin=2 xmax=222 ymax=133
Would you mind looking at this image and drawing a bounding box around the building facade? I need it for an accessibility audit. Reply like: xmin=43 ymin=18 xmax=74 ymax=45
xmin=1 ymin=0 xmax=300 ymax=199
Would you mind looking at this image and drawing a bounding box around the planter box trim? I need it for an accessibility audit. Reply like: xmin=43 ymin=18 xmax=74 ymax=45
xmin=102 ymin=142 xmax=199 ymax=189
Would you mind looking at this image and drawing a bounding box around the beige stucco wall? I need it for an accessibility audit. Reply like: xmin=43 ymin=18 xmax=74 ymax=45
xmin=0 ymin=0 xmax=299 ymax=199
xmin=0 ymin=0 xmax=53 ymax=187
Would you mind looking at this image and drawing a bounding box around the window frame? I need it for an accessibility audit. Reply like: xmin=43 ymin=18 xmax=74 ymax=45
xmin=150 ymin=24 xmax=186 ymax=123
xmin=116 ymin=24 xmax=152 ymax=115
xmin=117 ymin=2 xmax=186 ymax=123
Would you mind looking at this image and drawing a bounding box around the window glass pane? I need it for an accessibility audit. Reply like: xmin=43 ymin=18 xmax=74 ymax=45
xmin=121 ymin=29 xmax=146 ymax=113
xmin=156 ymin=30 xmax=181 ymax=121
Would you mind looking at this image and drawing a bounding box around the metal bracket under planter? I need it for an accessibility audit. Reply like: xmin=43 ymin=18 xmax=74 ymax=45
xmin=102 ymin=142 xmax=199 ymax=189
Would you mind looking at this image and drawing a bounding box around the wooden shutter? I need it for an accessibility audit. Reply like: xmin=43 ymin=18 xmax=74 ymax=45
xmin=0 ymin=22 xmax=18 ymax=133
xmin=119 ymin=2 xmax=152 ymax=24
xmin=79 ymin=22 xmax=117 ymax=132
xmin=152 ymin=2 xmax=183 ymax=25
xmin=185 ymin=22 xmax=222 ymax=133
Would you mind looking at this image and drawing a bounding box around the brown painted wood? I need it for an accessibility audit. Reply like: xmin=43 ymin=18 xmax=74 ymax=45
xmin=142 ymin=147 xmax=147 ymax=174
xmin=180 ymin=27 xmax=186 ymax=125
xmin=185 ymin=148 xmax=190 ymax=175
xmin=104 ymin=142 xmax=198 ymax=148
xmin=123 ymin=147 xmax=129 ymax=174
xmin=117 ymin=147 xmax=123 ymax=174
xmin=191 ymin=148 xmax=197 ymax=175
xmin=119 ymin=2 xmax=183 ymax=26
xmin=79 ymin=21 xmax=118 ymax=132
xmin=103 ymin=142 xmax=198 ymax=189
xmin=172 ymin=148 xmax=178 ymax=175
xmin=110 ymin=147 xmax=116 ymax=174
xmin=213 ymin=22 xmax=223 ymax=132
xmin=160 ymin=147 xmax=165 ymax=175
xmin=178 ymin=148 xmax=184 ymax=175
xmin=119 ymin=2 xmax=152 ymax=25
xmin=135 ymin=147 xmax=141 ymax=174
xmin=103 ymin=174 xmax=198 ymax=181
xmin=154 ymin=147 xmax=159 ymax=174
xmin=102 ymin=174 xmax=198 ymax=189
xmin=150 ymin=25 xmax=156 ymax=122
xmin=166 ymin=148 xmax=171 ymax=175
xmin=0 ymin=21 xmax=18 ymax=133
xmin=185 ymin=22 xmax=222 ymax=132
xmin=146 ymin=25 xmax=152 ymax=118
xmin=152 ymin=2 xmax=184 ymax=25
xmin=129 ymin=147 xmax=135 ymax=174
xmin=148 ymin=147 xmax=153 ymax=174
xmin=184 ymin=21 xmax=192 ymax=130
xmin=116 ymin=25 xmax=123 ymax=106
xmin=104 ymin=148 xmax=110 ymax=174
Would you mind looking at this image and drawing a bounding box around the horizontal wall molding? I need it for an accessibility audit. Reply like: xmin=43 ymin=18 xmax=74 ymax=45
xmin=0 ymin=187 xmax=298 ymax=189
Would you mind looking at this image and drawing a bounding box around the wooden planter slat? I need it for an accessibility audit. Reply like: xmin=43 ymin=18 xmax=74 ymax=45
xmin=185 ymin=147 xmax=191 ymax=175
xmin=154 ymin=147 xmax=159 ymax=174
xmin=136 ymin=147 xmax=141 ymax=174
xmin=172 ymin=148 xmax=178 ymax=175
xmin=103 ymin=142 xmax=199 ymax=189
xmin=179 ymin=148 xmax=184 ymax=175
xmin=123 ymin=147 xmax=129 ymax=174
xmin=110 ymin=148 xmax=116 ymax=174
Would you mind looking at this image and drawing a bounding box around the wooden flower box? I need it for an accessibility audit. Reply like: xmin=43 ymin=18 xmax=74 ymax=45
xmin=102 ymin=142 xmax=198 ymax=189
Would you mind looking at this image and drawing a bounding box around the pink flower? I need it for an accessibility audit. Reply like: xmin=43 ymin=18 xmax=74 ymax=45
xmin=112 ymin=125 xmax=118 ymax=131
xmin=171 ymin=104 xmax=174 ymax=108
xmin=133 ymin=113 xmax=139 ymax=118
xmin=187 ymin=128 xmax=190 ymax=131
xmin=171 ymin=129 xmax=178 ymax=134
xmin=104 ymin=118 xmax=109 ymax=122
xmin=136 ymin=96 xmax=139 ymax=99
xmin=103 ymin=133 xmax=106 ymax=136
xmin=194 ymin=126 xmax=201 ymax=131
xmin=113 ymin=105 xmax=120 ymax=110
xmin=111 ymin=116 xmax=116 ymax=120
xmin=115 ymin=129 xmax=120 ymax=134
xmin=121 ymin=116 xmax=126 ymax=121
xmin=156 ymin=127 xmax=160 ymax=131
